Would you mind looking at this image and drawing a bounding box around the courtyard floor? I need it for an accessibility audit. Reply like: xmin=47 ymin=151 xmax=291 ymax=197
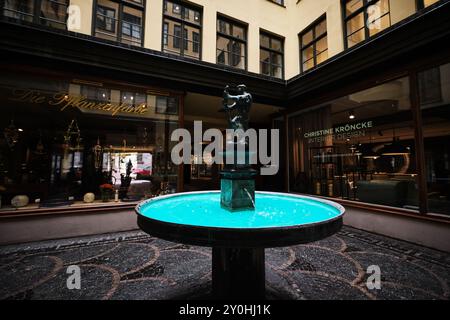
xmin=0 ymin=226 xmax=449 ymax=300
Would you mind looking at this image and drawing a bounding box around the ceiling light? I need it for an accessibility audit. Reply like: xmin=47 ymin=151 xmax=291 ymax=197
xmin=349 ymin=110 xmax=355 ymax=120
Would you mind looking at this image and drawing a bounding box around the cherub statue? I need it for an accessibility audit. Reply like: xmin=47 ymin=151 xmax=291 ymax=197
xmin=222 ymin=84 xmax=253 ymax=132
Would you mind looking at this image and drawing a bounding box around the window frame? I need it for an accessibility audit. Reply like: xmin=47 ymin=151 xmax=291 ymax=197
xmin=298 ymin=14 xmax=328 ymax=74
xmin=1 ymin=0 xmax=70 ymax=29
xmin=216 ymin=14 xmax=248 ymax=70
xmin=96 ymin=4 xmax=117 ymax=33
xmin=341 ymin=0 xmax=391 ymax=49
xmin=416 ymin=0 xmax=441 ymax=10
xmin=92 ymin=0 xmax=146 ymax=47
xmin=267 ymin=0 xmax=285 ymax=6
xmin=259 ymin=30 xmax=285 ymax=79
xmin=161 ymin=0 xmax=203 ymax=60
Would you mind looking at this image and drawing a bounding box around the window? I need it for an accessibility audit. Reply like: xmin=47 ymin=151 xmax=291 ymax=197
xmin=419 ymin=62 xmax=450 ymax=216
xmin=417 ymin=0 xmax=440 ymax=9
xmin=122 ymin=11 xmax=142 ymax=40
xmin=192 ymin=32 xmax=200 ymax=53
xmin=173 ymin=24 xmax=181 ymax=49
xmin=260 ymin=32 xmax=284 ymax=79
xmin=268 ymin=0 xmax=284 ymax=5
xmin=163 ymin=22 xmax=169 ymax=46
xmin=216 ymin=16 xmax=247 ymax=70
xmin=97 ymin=5 xmax=116 ymax=33
xmin=299 ymin=16 xmax=328 ymax=73
xmin=94 ymin=0 xmax=144 ymax=47
xmin=2 ymin=0 xmax=69 ymax=30
xmin=183 ymin=28 xmax=189 ymax=50
xmin=343 ymin=0 xmax=391 ymax=48
xmin=163 ymin=1 xmax=202 ymax=60
xmin=289 ymin=77 xmax=418 ymax=210
xmin=0 ymin=70 xmax=181 ymax=211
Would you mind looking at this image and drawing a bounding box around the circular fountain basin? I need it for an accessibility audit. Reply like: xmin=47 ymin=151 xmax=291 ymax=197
xmin=136 ymin=191 xmax=345 ymax=248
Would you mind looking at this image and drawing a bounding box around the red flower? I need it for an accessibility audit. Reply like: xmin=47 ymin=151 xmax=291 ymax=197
xmin=99 ymin=184 xmax=113 ymax=190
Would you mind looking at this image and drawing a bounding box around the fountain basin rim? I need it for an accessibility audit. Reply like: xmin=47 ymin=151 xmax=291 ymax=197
xmin=135 ymin=191 xmax=345 ymax=248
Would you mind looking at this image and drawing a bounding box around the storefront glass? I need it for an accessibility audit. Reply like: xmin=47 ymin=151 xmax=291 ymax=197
xmin=0 ymin=70 xmax=180 ymax=211
xmin=289 ymin=76 xmax=419 ymax=210
xmin=419 ymin=62 xmax=450 ymax=215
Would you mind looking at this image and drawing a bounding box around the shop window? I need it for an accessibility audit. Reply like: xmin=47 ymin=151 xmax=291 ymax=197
xmin=299 ymin=15 xmax=328 ymax=73
xmin=163 ymin=0 xmax=202 ymax=60
xmin=94 ymin=0 xmax=144 ymax=47
xmin=260 ymin=32 xmax=284 ymax=79
xmin=343 ymin=0 xmax=391 ymax=48
xmin=288 ymin=76 xmax=419 ymax=210
xmin=2 ymin=0 xmax=69 ymax=30
xmin=419 ymin=62 xmax=450 ymax=216
xmin=216 ymin=16 xmax=247 ymax=70
xmin=0 ymin=71 xmax=180 ymax=212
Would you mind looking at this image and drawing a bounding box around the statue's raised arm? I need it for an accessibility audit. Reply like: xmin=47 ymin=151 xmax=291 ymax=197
xmin=222 ymin=84 xmax=253 ymax=132
xmin=223 ymin=85 xmax=238 ymax=110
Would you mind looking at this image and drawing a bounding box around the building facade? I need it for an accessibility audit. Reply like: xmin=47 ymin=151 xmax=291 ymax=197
xmin=0 ymin=0 xmax=449 ymax=249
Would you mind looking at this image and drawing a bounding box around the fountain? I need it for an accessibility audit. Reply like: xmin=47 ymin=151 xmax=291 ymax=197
xmin=220 ymin=84 xmax=257 ymax=211
xmin=136 ymin=85 xmax=345 ymax=299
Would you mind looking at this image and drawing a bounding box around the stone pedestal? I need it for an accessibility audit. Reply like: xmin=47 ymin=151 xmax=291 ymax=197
xmin=220 ymin=169 xmax=257 ymax=211
xmin=212 ymin=247 xmax=265 ymax=299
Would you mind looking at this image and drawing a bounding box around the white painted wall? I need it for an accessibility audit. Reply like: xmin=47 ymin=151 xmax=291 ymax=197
xmin=343 ymin=208 xmax=450 ymax=252
xmin=0 ymin=210 xmax=138 ymax=245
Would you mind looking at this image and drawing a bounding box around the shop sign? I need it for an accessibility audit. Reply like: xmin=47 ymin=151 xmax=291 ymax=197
xmin=303 ymin=121 xmax=373 ymax=143
xmin=9 ymin=89 xmax=149 ymax=117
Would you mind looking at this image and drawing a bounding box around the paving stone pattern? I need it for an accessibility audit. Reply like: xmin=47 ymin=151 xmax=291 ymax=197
xmin=0 ymin=227 xmax=449 ymax=300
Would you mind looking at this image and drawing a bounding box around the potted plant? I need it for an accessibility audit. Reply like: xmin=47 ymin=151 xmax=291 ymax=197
xmin=99 ymin=183 xmax=113 ymax=202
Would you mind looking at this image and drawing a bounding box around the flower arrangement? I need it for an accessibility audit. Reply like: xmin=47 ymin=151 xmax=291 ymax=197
xmin=99 ymin=184 xmax=113 ymax=202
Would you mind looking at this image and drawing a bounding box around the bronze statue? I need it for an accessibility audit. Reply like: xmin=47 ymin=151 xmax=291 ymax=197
xmin=222 ymin=84 xmax=253 ymax=132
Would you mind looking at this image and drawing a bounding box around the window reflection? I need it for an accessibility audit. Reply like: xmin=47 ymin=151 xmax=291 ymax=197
xmin=94 ymin=0 xmax=144 ymax=47
xmin=289 ymin=77 xmax=419 ymax=210
xmin=0 ymin=71 xmax=179 ymax=210
xmin=299 ymin=16 xmax=328 ymax=72
xmin=2 ymin=0 xmax=69 ymax=29
xmin=420 ymin=63 xmax=450 ymax=215
xmin=163 ymin=1 xmax=202 ymax=59
xmin=216 ymin=16 xmax=247 ymax=70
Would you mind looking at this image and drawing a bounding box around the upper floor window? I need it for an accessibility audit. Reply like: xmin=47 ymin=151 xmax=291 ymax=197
xmin=216 ymin=16 xmax=247 ymax=70
xmin=417 ymin=0 xmax=440 ymax=9
xmin=299 ymin=15 xmax=328 ymax=73
xmin=2 ymin=0 xmax=69 ymax=30
xmin=268 ymin=0 xmax=285 ymax=5
xmin=343 ymin=0 xmax=391 ymax=48
xmin=94 ymin=0 xmax=145 ymax=47
xmin=260 ymin=32 xmax=284 ymax=79
xmin=163 ymin=1 xmax=202 ymax=60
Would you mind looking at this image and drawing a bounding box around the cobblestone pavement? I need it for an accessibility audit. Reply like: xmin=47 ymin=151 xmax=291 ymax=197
xmin=0 ymin=226 xmax=449 ymax=300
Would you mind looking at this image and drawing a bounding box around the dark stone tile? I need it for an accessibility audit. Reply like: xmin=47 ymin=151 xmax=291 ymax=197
xmin=31 ymin=265 xmax=118 ymax=300
xmin=0 ymin=227 xmax=449 ymax=300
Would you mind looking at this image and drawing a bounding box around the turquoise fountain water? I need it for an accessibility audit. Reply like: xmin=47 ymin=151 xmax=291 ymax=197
xmin=136 ymin=85 xmax=345 ymax=299
xmin=138 ymin=191 xmax=343 ymax=229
